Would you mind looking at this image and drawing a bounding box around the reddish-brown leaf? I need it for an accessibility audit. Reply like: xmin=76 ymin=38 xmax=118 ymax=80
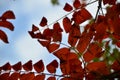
xmin=52 ymin=32 xmax=62 ymax=42
xmin=23 ymin=60 xmax=32 ymax=71
xmin=39 ymin=17 xmax=47 ymax=27
xmin=0 ymin=73 xmax=9 ymax=80
xmin=53 ymin=48 xmax=70 ymax=60
xmin=0 ymin=21 xmax=14 ymax=31
xmin=32 ymin=24 xmax=39 ymax=32
xmin=47 ymin=43 xmax=60 ymax=53
xmin=63 ymin=3 xmax=73 ymax=12
xmin=34 ymin=60 xmax=44 ymax=73
xmin=47 ymin=76 xmax=56 ymax=80
xmin=33 ymin=75 xmax=45 ymax=80
xmin=28 ymin=31 xmax=42 ymax=39
xmin=86 ymin=62 xmax=109 ymax=75
xmin=112 ymin=61 xmax=120 ymax=71
xmin=43 ymin=28 xmax=53 ymax=40
xmin=83 ymin=43 xmax=102 ymax=62
xmin=0 ymin=10 xmax=15 ymax=19
xmin=103 ymin=0 xmax=116 ymax=5
xmin=12 ymin=62 xmax=22 ymax=71
xmin=68 ymin=33 xmax=78 ymax=46
xmin=53 ymin=22 xmax=63 ymax=32
xmin=63 ymin=17 xmax=71 ymax=33
xmin=0 ymin=30 xmax=9 ymax=43
xmin=9 ymin=73 xmax=20 ymax=80
xmin=1 ymin=62 xmax=11 ymax=71
xmin=38 ymin=39 xmax=50 ymax=47
xmin=46 ymin=60 xmax=58 ymax=73
xmin=20 ymin=72 xmax=35 ymax=80
xmin=73 ymin=0 xmax=81 ymax=9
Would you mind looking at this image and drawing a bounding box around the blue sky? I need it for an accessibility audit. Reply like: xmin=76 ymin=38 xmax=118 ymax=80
xmin=0 ymin=0 xmax=72 ymax=66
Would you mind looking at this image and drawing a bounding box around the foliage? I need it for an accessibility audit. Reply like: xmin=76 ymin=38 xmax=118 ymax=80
xmin=1 ymin=0 xmax=120 ymax=80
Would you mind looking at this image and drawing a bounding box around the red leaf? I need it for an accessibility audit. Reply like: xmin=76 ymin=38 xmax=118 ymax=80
xmin=38 ymin=39 xmax=50 ymax=47
xmin=0 ymin=30 xmax=9 ymax=43
xmin=63 ymin=3 xmax=73 ymax=12
xmin=103 ymin=0 xmax=116 ymax=5
xmin=46 ymin=60 xmax=58 ymax=73
xmin=43 ymin=28 xmax=53 ymax=40
xmin=112 ymin=61 xmax=120 ymax=71
xmin=32 ymin=24 xmax=39 ymax=32
xmin=72 ymin=8 xmax=92 ymax=24
xmin=12 ymin=62 xmax=22 ymax=71
xmin=0 ymin=21 xmax=14 ymax=31
xmin=53 ymin=22 xmax=63 ymax=32
xmin=53 ymin=48 xmax=70 ymax=60
xmin=33 ymin=75 xmax=45 ymax=80
xmin=0 ymin=73 xmax=9 ymax=80
xmin=73 ymin=0 xmax=81 ymax=9
xmin=39 ymin=17 xmax=47 ymax=27
xmin=83 ymin=43 xmax=102 ymax=62
xmin=86 ymin=62 xmax=109 ymax=75
xmin=23 ymin=60 xmax=32 ymax=71
xmin=63 ymin=17 xmax=71 ymax=33
xmin=28 ymin=31 xmax=42 ymax=39
xmin=47 ymin=76 xmax=56 ymax=80
xmin=0 ymin=10 xmax=15 ymax=19
xmin=20 ymin=72 xmax=35 ymax=80
xmin=52 ymin=32 xmax=62 ymax=42
xmin=47 ymin=43 xmax=60 ymax=53
xmin=33 ymin=60 xmax=44 ymax=73
xmin=9 ymin=73 xmax=20 ymax=80
xmin=1 ymin=62 xmax=11 ymax=70
xmin=68 ymin=33 xmax=78 ymax=46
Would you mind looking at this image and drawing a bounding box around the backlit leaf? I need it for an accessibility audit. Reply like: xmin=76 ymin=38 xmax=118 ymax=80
xmin=0 ymin=10 xmax=15 ymax=19
xmin=0 ymin=21 xmax=14 ymax=31
xmin=53 ymin=22 xmax=63 ymax=32
xmin=33 ymin=75 xmax=45 ymax=80
xmin=73 ymin=0 xmax=81 ymax=9
xmin=28 ymin=31 xmax=42 ymax=39
xmin=53 ymin=48 xmax=70 ymax=60
xmin=86 ymin=62 xmax=109 ymax=75
xmin=34 ymin=60 xmax=44 ymax=73
xmin=0 ymin=73 xmax=9 ymax=80
xmin=12 ymin=62 xmax=22 ymax=71
xmin=103 ymin=0 xmax=116 ymax=5
xmin=23 ymin=60 xmax=32 ymax=71
xmin=63 ymin=17 xmax=71 ymax=33
xmin=112 ymin=60 xmax=120 ymax=71
xmin=38 ymin=39 xmax=50 ymax=47
xmin=46 ymin=60 xmax=58 ymax=73
xmin=47 ymin=43 xmax=60 ymax=53
xmin=0 ymin=30 xmax=9 ymax=43
xmin=32 ymin=24 xmax=39 ymax=32
xmin=1 ymin=62 xmax=11 ymax=71
xmin=47 ymin=76 xmax=56 ymax=80
xmin=63 ymin=3 xmax=73 ymax=12
xmin=39 ymin=17 xmax=47 ymax=27
xmin=9 ymin=73 xmax=20 ymax=80
xmin=20 ymin=72 xmax=35 ymax=80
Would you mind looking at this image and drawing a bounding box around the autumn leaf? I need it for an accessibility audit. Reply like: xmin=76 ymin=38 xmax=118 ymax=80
xmin=0 ymin=30 xmax=9 ymax=43
xmin=8 ymin=73 xmax=20 ymax=80
xmin=23 ymin=60 xmax=32 ymax=71
xmin=0 ymin=10 xmax=15 ymax=20
xmin=73 ymin=0 xmax=81 ymax=9
xmin=32 ymin=24 xmax=39 ymax=32
xmin=47 ymin=76 xmax=56 ymax=80
xmin=0 ymin=73 xmax=9 ymax=80
xmin=103 ymin=0 xmax=116 ymax=5
xmin=33 ymin=75 xmax=45 ymax=80
xmin=47 ymin=43 xmax=60 ymax=53
xmin=33 ymin=60 xmax=44 ymax=73
xmin=46 ymin=60 xmax=58 ymax=73
xmin=1 ymin=62 xmax=11 ymax=71
xmin=38 ymin=39 xmax=50 ymax=47
xmin=53 ymin=22 xmax=63 ymax=32
xmin=39 ymin=17 xmax=47 ymax=27
xmin=63 ymin=3 xmax=73 ymax=12
xmin=63 ymin=17 xmax=71 ymax=33
xmin=0 ymin=21 xmax=14 ymax=31
xmin=20 ymin=72 xmax=35 ymax=80
xmin=12 ymin=62 xmax=22 ymax=71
